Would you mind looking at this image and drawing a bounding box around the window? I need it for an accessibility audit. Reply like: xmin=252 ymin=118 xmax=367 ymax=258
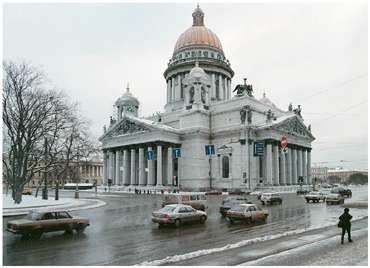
xmin=190 ymin=195 xmax=197 ymax=201
xmin=248 ymin=206 xmax=256 ymax=211
xmin=178 ymin=208 xmax=188 ymax=213
xmin=42 ymin=213 xmax=55 ymax=220
xmin=222 ymin=156 xmax=230 ymax=178
xmin=56 ymin=212 xmax=71 ymax=219
xmin=203 ymin=51 xmax=208 ymax=57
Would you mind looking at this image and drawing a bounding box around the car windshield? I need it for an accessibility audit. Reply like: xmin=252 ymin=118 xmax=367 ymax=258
xmin=159 ymin=206 xmax=176 ymax=213
xmin=26 ymin=211 xmax=41 ymax=220
xmin=308 ymin=192 xmax=319 ymax=195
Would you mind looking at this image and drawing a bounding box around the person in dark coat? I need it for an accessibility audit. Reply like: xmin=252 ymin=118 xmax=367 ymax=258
xmin=339 ymin=208 xmax=353 ymax=244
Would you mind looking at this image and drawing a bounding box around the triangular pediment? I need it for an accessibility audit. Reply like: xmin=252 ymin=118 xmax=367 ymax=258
xmin=103 ymin=118 xmax=151 ymax=139
xmin=275 ymin=117 xmax=314 ymax=140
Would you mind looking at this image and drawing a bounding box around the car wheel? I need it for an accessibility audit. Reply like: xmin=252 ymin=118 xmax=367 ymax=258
xmin=227 ymin=217 xmax=234 ymax=223
xmin=76 ymin=224 xmax=87 ymax=234
xmin=31 ymin=229 xmax=43 ymax=239
xmin=200 ymin=216 xmax=206 ymax=224
xmin=175 ymin=219 xmax=181 ymax=227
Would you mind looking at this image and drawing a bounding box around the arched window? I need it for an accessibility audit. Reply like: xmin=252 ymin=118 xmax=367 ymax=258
xmin=222 ymin=156 xmax=229 ymax=178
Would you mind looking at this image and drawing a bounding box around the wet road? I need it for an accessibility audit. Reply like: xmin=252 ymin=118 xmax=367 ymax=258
xmin=3 ymin=186 xmax=368 ymax=265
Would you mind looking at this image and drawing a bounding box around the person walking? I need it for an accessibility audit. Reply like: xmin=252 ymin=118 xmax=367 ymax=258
xmin=339 ymin=208 xmax=353 ymax=244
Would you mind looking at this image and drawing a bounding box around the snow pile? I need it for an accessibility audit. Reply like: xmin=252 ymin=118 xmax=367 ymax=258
xmin=3 ymin=194 xmax=71 ymax=209
xmin=137 ymin=215 xmax=368 ymax=266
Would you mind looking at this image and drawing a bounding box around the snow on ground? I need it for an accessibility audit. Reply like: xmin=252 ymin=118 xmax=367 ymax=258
xmin=3 ymin=194 xmax=71 ymax=209
xmin=240 ymin=228 xmax=368 ymax=266
xmin=137 ymin=215 xmax=368 ymax=266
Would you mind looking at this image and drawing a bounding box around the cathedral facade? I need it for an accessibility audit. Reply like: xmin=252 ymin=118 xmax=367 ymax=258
xmin=99 ymin=6 xmax=315 ymax=191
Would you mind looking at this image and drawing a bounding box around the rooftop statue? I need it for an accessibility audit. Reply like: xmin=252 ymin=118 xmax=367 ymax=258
xmin=233 ymin=78 xmax=253 ymax=97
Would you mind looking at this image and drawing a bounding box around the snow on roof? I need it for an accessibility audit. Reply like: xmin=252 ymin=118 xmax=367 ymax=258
xmin=126 ymin=114 xmax=180 ymax=133
xmin=255 ymin=113 xmax=297 ymax=129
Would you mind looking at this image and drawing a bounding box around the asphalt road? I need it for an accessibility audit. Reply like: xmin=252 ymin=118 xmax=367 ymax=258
xmin=3 ymin=186 xmax=368 ymax=266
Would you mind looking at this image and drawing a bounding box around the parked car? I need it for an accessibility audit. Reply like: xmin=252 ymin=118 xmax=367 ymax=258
xmin=260 ymin=193 xmax=282 ymax=205
xmin=304 ymin=192 xmax=326 ymax=203
xmin=331 ymin=187 xmax=352 ymax=198
xmin=6 ymin=210 xmax=90 ymax=239
xmin=22 ymin=187 xmax=33 ymax=195
xmin=225 ymin=204 xmax=268 ymax=223
xmin=162 ymin=193 xmax=207 ymax=211
xmin=219 ymin=196 xmax=251 ymax=217
xmin=325 ymin=193 xmax=345 ymax=205
xmin=152 ymin=204 xmax=207 ymax=227
xmin=297 ymin=189 xmax=309 ymax=195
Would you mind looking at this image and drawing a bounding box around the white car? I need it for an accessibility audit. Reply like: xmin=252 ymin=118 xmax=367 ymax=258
xmin=260 ymin=193 xmax=282 ymax=205
xmin=152 ymin=204 xmax=207 ymax=227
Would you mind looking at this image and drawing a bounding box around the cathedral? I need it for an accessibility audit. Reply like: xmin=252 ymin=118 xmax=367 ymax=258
xmin=99 ymin=6 xmax=315 ymax=191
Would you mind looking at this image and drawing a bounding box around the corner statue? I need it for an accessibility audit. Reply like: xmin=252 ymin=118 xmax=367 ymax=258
xmin=233 ymin=78 xmax=253 ymax=97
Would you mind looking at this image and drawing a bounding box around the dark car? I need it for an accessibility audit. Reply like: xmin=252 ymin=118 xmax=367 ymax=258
xmin=7 ymin=210 xmax=90 ymax=239
xmin=219 ymin=196 xmax=251 ymax=217
xmin=331 ymin=187 xmax=352 ymax=198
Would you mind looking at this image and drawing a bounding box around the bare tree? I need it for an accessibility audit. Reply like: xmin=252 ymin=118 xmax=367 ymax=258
xmin=3 ymin=61 xmax=74 ymax=203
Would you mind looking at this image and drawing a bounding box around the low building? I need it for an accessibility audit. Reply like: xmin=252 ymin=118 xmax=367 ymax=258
xmin=311 ymin=166 xmax=329 ymax=182
xmin=327 ymin=168 xmax=368 ymax=183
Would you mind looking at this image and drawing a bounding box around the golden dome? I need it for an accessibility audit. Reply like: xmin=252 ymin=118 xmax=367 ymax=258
xmin=174 ymin=6 xmax=223 ymax=53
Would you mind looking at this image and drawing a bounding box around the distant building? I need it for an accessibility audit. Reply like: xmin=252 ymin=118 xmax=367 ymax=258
xmin=27 ymin=159 xmax=103 ymax=187
xmin=327 ymin=167 xmax=368 ymax=183
xmin=311 ymin=166 xmax=329 ymax=181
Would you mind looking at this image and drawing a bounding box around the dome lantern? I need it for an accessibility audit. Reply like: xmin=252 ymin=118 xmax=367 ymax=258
xmin=192 ymin=4 xmax=204 ymax=26
xmin=115 ymin=83 xmax=139 ymax=118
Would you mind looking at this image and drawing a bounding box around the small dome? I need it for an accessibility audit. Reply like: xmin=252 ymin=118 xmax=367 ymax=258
xmin=115 ymin=84 xmax=139 ymax=107
xmin=189 ymin=61 xmax=207 ymax=78
xmin=259 ymin=92 xmax=277 ymax=108
xmin=173 ymin=6 xmax=223 ymax=54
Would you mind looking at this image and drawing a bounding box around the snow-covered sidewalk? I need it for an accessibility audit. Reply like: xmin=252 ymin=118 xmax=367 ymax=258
xmin=138 ymin=216 xmax=368 ymax=266
xmin=3 ymin=194 xmax=106 ymax=216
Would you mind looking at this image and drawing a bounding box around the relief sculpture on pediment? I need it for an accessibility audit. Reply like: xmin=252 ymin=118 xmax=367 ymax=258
xmin=277 ymin=118 xmax=307 ymax=137
xmin=107 ymin=120 xmax=148 ymax=137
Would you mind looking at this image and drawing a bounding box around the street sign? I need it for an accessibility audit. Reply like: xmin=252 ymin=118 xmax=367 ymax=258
xmin=254 ymin=141 xmax=264 ymax=156
xmin=173 ymin=148 xmax=181 ymax=158
xmin=205 ymin=144 xmax=215 ymax=155
xmin=146 ymin=150 xmax=154 ymax=160
xmin=281 ymin=136 xmax=288 ymax=149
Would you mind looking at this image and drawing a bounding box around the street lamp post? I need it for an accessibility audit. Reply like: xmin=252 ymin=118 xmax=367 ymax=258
xmin=42 ymin=137 xmax=48 ymax=200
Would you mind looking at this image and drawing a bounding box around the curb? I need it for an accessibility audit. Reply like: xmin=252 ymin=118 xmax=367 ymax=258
xmin=3 ymin=198 xmax=106 ymax=217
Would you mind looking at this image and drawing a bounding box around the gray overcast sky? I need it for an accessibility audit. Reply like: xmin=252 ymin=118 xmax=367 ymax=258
xmin=3 ymin=2 xmax=368 ymax=169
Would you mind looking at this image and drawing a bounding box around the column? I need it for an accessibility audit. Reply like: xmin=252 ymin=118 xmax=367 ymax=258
xmin=102 ymin=152 xmax=107 ymax=185
xmin=219 ymin=74 xmax=223 ymax=100
xmin=138 ymin=148 xmax=145 ymax=185
xmin=273 ymin=144 xmax=280 ymax=185
xmin=167 ymin=79 xmax=171 ymax=103
xmin=211 ymin=73 xmax=216 ymax=100
xmin=218 ymin=155 xmax=222 ymax=178
xmin=292 ymin=148 xmax=298 ymax=184
xmin=123 ymin=149 xmax=130 ymax=185
xmin=280 ymin=150 xmax=286 ymax=185
xmin=287 ymin=148 xmax=292 ymax=185
xmin=147 ymin=146 xmax=154 ymax=185
xmin=115 ymin=151 xmax=120 ymax=185
xmin=303 ymin=149 xmax=307 ymax=184
xmin=156 ymin=145 xmax=163 ymax=186
xmin=130 ymin=149 xmax=136 ymax=185
xmin=297 ymin=148 xmax=302 ymax=181
xmin=178 ymin=75 xmax=183 ymax=100
xmin=227 ymin=79 xmax=231 ymax=99
xmin=224 ymin=77 xmax=228 ymax=100
xmin=171 ymin=77 xmax=175 ymax=102
xmin=266 ymin=143 xmax=273 ymax=185
xmin=307 ymin=149 xmax=312 ymax=185
xmin=109 ymin=152 xmax=114 ymax=183
xmin=167 ymin=147 xmax=173 ymax=186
